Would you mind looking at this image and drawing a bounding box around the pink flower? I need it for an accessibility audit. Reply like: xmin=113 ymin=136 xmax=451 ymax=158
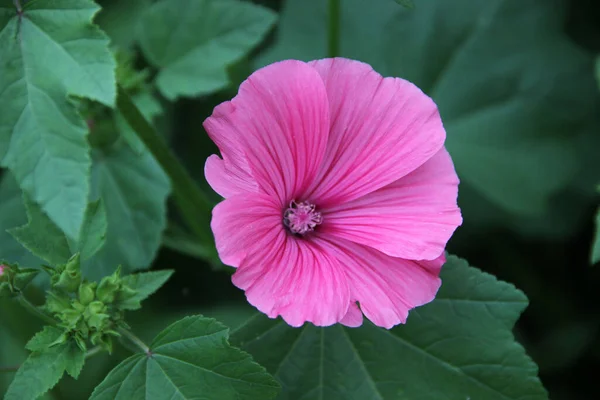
xmin=204 ymin=58 xmax=462 ymax=329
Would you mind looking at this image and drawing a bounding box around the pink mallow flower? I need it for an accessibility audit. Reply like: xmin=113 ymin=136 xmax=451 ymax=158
xmin=0 ymin=264 xmax=5 ymax=276
xmin=204 ymin=58 xmax=462 ymax=329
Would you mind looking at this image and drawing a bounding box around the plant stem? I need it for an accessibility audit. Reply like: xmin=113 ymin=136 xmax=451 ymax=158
xmin=117 ymin=327 xmax=151 ymax=355
xmin=0 ymin=365 xmax=19 ymax=373
xmin=116 ymin=87 xmax=216 ymax=254
xmin=328 ymin=0 xmax=340 ymax=58
xmin=85 ymin=346 xmax=103 ymax=359
xmin=17 ymin=294 xmax=56 ymax=326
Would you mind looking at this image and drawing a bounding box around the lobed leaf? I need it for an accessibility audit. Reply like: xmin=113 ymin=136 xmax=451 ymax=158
xmin=137 ymin=0 xmax=277 ymax=99
xmin=90 ymin=315 xmax=280 ymax=400
xmin=8 ymin=196 xmax=72 ymax=266
xmin=5 ymin=339 xmax=85 ymax=400
xmin=83 ymin=143 xmax=170 ymax=280
xmin=230 ymin=256 xmax=548 ymax=400
xmin=78 ymin=200 xmax=108 ymax=260
xmin=0 ymin=0 xmax=116 ymax=240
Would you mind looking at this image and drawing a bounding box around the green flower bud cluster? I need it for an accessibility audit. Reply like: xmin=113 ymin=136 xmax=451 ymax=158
xmin=0 ymin=261 xmax=40 ymax=297
xmin=44 ymin=257 xmax=139 ymax=353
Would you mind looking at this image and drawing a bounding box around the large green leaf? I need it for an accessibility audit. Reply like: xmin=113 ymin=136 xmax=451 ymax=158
xmin=0 ymin=173 xmax=44 ymax=268
xmin=137 ymin=0 xmax=277 ymax=99
xmin=77 ymin=200 xmax=108 ymax=261
xmin=0 ymin=0 xmax=116 ymax=240
xmin=5 ymin=337 xmax=85 ymax=400
xmin=84 ymin=143 xmax=170 ymax=280
xmin=8 ymin=196 xmax=72 ymax=266
xmin=5 ymin=180 xmax=108 ymax=267
xmin=96 ymin=0 xmax=152 ymax=49
xmin=230 ymin=256 xmax=547 ymax=400
xmin=258 ymin=0 xmax=596 ymax=222
xmin=90 ymin=316 xmax=280 ymax=400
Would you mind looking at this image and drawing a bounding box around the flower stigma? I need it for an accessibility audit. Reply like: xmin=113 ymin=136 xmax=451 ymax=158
xmin=283 ymin=200 xmax=323 ymax=236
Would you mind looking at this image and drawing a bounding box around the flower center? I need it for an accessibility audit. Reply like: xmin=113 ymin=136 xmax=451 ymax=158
xmin=283 ymin=200 xmax=323 ymax=236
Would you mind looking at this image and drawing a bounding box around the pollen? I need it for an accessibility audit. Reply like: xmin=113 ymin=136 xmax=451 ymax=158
xmin=283 ymin=200 xmax=323 ymax=235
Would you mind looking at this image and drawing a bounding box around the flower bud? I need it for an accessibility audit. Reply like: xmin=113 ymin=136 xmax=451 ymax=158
xmin=97 ymin=267 xmax=122 ymax=304
xmin=78 ymin=281 xmax=97 ymax=306
xmin=55 ymin=254 xmax=82 ymax=293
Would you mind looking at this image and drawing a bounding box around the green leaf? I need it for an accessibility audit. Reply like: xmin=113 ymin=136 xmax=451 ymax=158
xmin=258 ymin=0 xmax=596 ymax=221
xmin=78 ymin=200 xmax=108 ymax=260
xmin=5 ymin=339 xmax=85 ymax=400
xmin=230 ymin=256 xmax=547 ymax=400
xmin=0 ymin=173 xmax=43 ymax=267
xmin=84 ymin=143 xmax=170 ymax=280
xmin=592 ymin=207 xmax=600 ymax=264
xmin=96 ymin=0 xmax=153 ymax=49
xmin=394 ymin=0 xmax=414 ymax=9
xmin=119 ymin=270 xmax=174 ymax=310
xmin=25 ymin=326 xmax=65 ymax=353
xmin=8 ymin=195 xmax=71 ymax=266
xmin=0 ymin=0 xmax=116 ymax=240
xmin=90 ymin=316 xmax=280 ymax=400
xmin=137 ymin=0 xmax=277 ymax=99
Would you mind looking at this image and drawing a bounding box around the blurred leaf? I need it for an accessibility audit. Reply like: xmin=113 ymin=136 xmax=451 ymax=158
xmin=592 ymin=207 xmax=600 ymax=264
xmin=5 ymin=340 xmax=85 ymax=400
xmin=394 ymin=0 xmax=414 ymax=9
xmin=0 ymin=0 xmax=116 ymax=240
xmin=8 ymin=196 xmax=71 ymax=266
xmin=84 ymin=143 xmax=170 ymax=280
xmin=96 ymin=0 xmax=152 ymax=49
xmin=529 ymin=320 xmax=599 ymax=374
xmin=231 ymin=256 xmax=547 ymax=400
xmin=90 ymin=316 xmax=280 ymax=400
xmin=595 ymin=56 xmax=600 ymax=89
xmin=119 ymin=270 xmax=174 ymax=310
xmin=78 ymin=200 xmax=108 ymax=260
xmin=137 ymin=0 xmax=277 ymax=99
xmin=258 ymin=0 xmax=597 ymax=224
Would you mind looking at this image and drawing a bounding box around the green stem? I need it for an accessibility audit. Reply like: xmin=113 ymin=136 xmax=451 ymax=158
xmin=328 ymin=0 xmax=340 ymax=58
xmin=17 ymin=294 xmax=56 ymax=326
xmin=117 ymin=327 xmax=151 ymax=355
xmin=85 ymin=346 xmax=103 ymax=359
xmin=116 ymin=87 xmax=215 ymax=252
xmin=0 ymin=365 xmax=19 ymax=373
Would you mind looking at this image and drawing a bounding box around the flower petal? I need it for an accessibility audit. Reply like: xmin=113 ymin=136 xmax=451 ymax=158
xmin=305 ymin=57 xmax=446 ymax=206
xmin=205 ymin=154 xmax=257 ymax=198
xmin=233 ymin=236 xmax=350 ymax=327
xmin=211 ymin=193 xmax=282 ymax=267
xmin=339 ymin=302 xmax=364 ymax=328
xmin=323 ymin=238 xmax=444 ymax=329
xmin=204 ymin=100 xmax=258 ymax=198
xmin=204 ymin=60 xmax=330 ymax=204
xmin=321 ymin=149 xmax=462 ymax=260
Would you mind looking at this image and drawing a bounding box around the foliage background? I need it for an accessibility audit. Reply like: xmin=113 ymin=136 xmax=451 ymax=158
xmin=1 ymin=0 xmax=599 ymax=399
